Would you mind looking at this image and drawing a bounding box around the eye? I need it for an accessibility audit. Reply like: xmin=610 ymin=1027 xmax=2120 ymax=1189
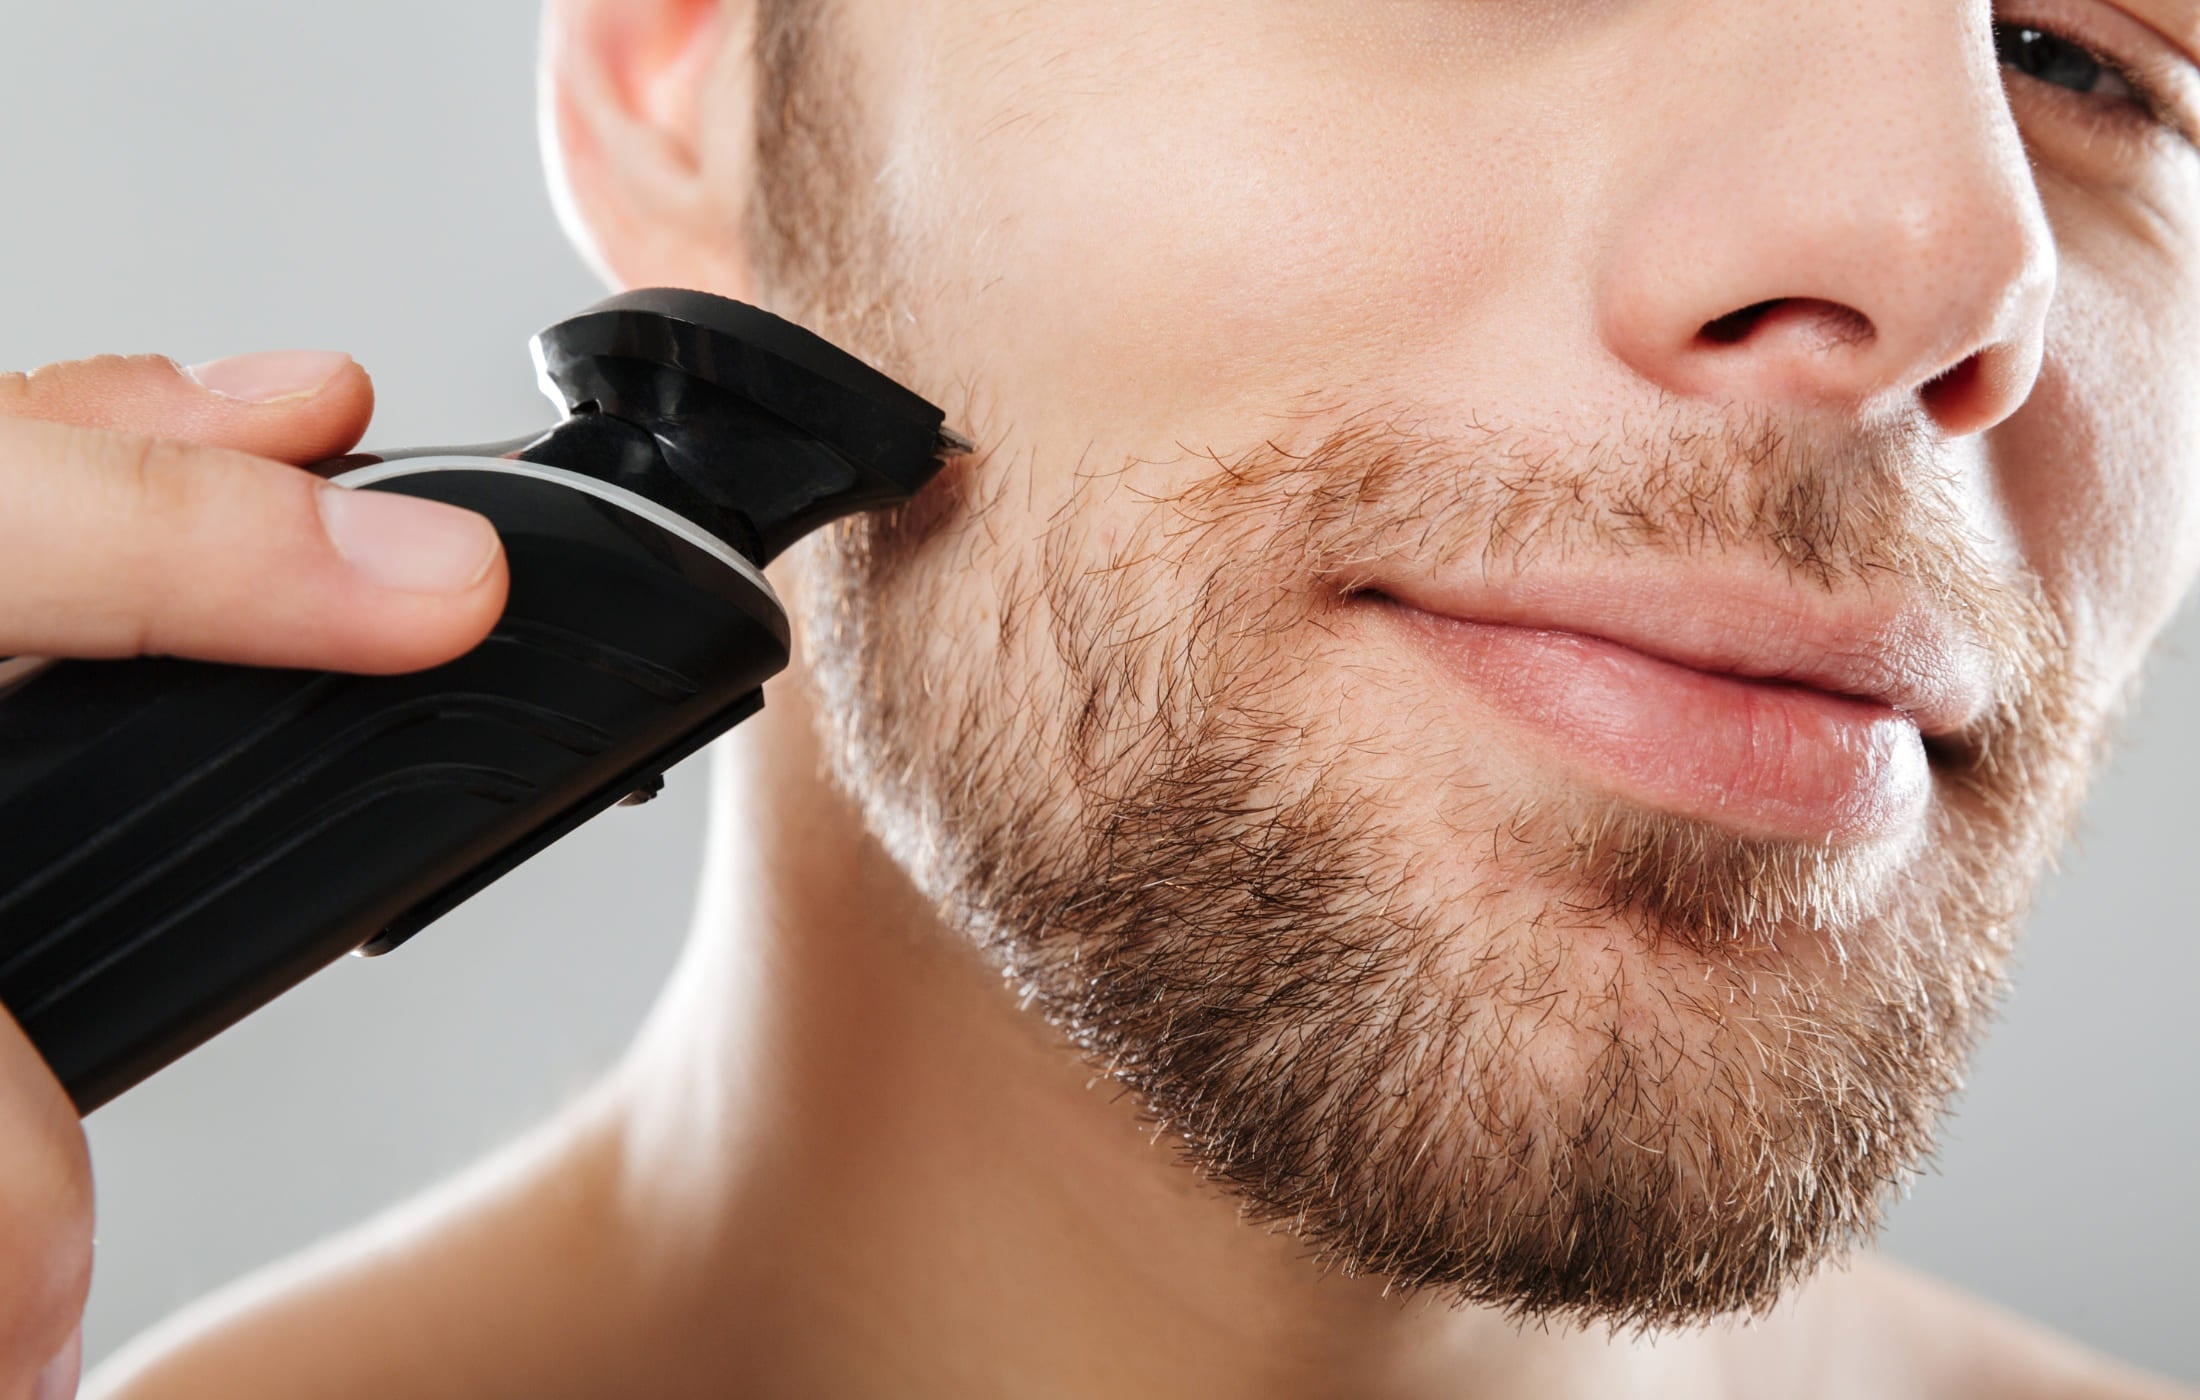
xmin=1994 ymin=21 xmax=2142 ymax=105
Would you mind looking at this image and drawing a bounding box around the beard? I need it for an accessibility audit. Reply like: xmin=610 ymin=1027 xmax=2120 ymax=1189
xmin=749 ymin=31 xmax=2099 ymax=1325
xmin=782 ymin=395 xmax=2103 ymax=1330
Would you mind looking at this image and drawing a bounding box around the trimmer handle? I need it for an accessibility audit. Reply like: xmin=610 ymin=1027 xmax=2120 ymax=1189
xmin=0 ymin=462 xmax=787 ymax=1111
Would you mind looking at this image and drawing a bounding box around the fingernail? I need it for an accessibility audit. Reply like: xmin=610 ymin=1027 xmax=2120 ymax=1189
xmin=317 ymin=486 xmax=499 ymax=594
xmin=34 ymin=1328 xmax=81 ymax=1400
xmin=185 ymin=349 xmax=352 ymax=404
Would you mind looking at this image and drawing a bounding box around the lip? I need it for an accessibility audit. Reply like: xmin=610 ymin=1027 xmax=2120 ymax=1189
xmin=1373 ymin=571 xmax=1994 ymax=735
xmin=1362 ymin=572 xmax=1994 ymax=842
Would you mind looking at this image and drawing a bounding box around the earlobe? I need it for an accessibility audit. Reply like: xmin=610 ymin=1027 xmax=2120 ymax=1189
xmin=539 ymin=0 xmax=760 ymax=296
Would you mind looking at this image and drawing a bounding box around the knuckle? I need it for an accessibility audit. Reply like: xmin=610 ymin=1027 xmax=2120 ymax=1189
xmin=106 ymin=351 xmax=187 ymax=386
xmin=103 ymin=434 xmax=180 ymax=656
xmin=125 ymin=432 xmax=197 ymax=516
xmin=117 ymin=431 xmax=257 ymax=534
xmin=0 ymin=353 xmax=182 ymax=425
xmin=110 ymin=429 xmax=167 ymax=524
xmin=107 ymin=435 xmax=304 ymax=657
xmin=67 ymin=353 xmax=134 ymax=378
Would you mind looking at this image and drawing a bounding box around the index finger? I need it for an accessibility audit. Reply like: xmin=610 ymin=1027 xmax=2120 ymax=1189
xmin=0 ymin=350 xmax=375 ymax=466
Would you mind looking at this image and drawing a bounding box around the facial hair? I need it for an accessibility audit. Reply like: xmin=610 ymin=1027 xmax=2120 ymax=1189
xmin=787 ymin=399 xmax=2099 ymax=1330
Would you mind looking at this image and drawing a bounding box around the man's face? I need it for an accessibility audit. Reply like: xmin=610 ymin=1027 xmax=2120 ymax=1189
xmin=754 ymin=0 xmax=2200 ymax=1326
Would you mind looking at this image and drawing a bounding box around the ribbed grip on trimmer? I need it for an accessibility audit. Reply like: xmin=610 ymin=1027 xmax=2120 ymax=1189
xmin=0 ymin=467 xmax=789 ymax=1111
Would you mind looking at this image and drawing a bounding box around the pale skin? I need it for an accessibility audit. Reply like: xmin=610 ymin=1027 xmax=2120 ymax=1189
xmin=0 ymin=0 xmax=2193 ymax=1395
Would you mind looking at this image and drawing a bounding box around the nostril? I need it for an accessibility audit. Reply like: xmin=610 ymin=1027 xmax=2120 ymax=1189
xmin=1700 ymin=300 xmax=1780 ymax=345
xmin=1696 ymin=298 xmax=1876 ymax=351
xmin=1920 ymin=353 xmax=1986 ymax=427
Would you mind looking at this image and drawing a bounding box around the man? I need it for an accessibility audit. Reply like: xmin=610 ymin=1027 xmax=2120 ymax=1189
xmin=0 ymin=0 xmax=2188 ymax=1394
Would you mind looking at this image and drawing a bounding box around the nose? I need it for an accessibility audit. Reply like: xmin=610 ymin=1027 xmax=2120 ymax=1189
xmin=1596 ymin=1 xmax=2056 ymax=438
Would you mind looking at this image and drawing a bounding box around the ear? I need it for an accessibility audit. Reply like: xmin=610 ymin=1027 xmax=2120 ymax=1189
xmin=539 ymin=0 xmax=758 ymax=296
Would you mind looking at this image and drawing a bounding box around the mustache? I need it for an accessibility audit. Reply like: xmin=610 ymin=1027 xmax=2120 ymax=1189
xmin=1157 ymin=406 xmax=1983 ymax=591
xmin=1114 ymin=406 xmax=2071 ymax=757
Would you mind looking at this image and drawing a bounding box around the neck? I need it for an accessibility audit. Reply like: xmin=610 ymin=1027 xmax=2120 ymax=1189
xmin=581 ymin=671 xmax=1797 ymax=1399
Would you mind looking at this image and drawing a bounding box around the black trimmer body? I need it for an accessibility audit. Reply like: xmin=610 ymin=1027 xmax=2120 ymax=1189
xmin=0 ymin=289 xmax=955 ymax=1112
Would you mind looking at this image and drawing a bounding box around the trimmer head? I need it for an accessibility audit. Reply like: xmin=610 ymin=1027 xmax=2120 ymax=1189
xmin=532 ymin=289 xmax=968 ymax=563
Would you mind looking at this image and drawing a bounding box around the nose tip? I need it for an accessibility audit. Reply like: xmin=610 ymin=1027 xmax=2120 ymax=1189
xmin=1601 ymin=188 xmax=2055 ymax=437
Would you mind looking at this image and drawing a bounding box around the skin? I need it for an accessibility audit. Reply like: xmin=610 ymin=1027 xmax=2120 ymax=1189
xmin=0 ymin=354 xmax=508 ymax=1400
xmin=0 ymin=0 xmax=2192 ymax=1395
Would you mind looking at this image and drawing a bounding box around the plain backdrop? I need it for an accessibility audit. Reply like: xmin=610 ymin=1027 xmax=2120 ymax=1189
xmin=0 ymin=0 xmax=2193 ymax=1383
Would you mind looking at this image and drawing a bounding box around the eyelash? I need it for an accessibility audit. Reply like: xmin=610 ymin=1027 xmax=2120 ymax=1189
xmin=1995 ymin=17 xmax=2192 ymax=143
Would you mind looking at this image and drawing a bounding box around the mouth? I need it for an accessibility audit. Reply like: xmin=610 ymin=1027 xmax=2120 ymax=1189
xmin=1358 ymin=573 xmax=1994 ymax=844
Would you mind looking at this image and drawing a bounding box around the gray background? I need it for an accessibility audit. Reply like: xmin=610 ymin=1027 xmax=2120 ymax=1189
xmin=0 ymin=0 xmax=2192 ymax=1384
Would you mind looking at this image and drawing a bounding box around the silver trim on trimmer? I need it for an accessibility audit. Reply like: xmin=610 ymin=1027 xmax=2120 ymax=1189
xmin=0 ymin=656 xmax=53 ymax=700
xmin=330 ymin=455 xmax=781 ymax=613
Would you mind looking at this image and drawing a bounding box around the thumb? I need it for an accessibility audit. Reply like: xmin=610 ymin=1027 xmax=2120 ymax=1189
xmin=0 ymin=415 xmax=508 ymax=673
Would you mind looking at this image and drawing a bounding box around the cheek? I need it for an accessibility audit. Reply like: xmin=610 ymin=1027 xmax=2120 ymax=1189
xmin=873 ymin=3 xmax=1585 ymax=453
xmin=1997 ymin=253 xmax=2200 ymax=680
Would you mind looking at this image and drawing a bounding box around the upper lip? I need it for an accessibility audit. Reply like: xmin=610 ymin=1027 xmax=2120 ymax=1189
xmin=1366 ymin=569 xmax=1996 ymax=737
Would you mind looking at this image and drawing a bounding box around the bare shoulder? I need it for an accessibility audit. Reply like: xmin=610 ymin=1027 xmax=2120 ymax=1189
xmin=85 ymin=1096 xmax=631 ymax=1400
xmin=1813 ymin=1255 xmax=2195 ymax=1400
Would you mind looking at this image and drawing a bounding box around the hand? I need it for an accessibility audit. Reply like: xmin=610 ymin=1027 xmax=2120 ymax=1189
xmin=0 ymin=348 xmax=510 ymax=1398
xmin=0 ymin=348 xmax=508 ymax=671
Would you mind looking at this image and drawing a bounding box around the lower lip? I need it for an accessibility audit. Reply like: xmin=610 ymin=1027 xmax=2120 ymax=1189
xmin=1378 ymin=603 xmax=1931 ymax=843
